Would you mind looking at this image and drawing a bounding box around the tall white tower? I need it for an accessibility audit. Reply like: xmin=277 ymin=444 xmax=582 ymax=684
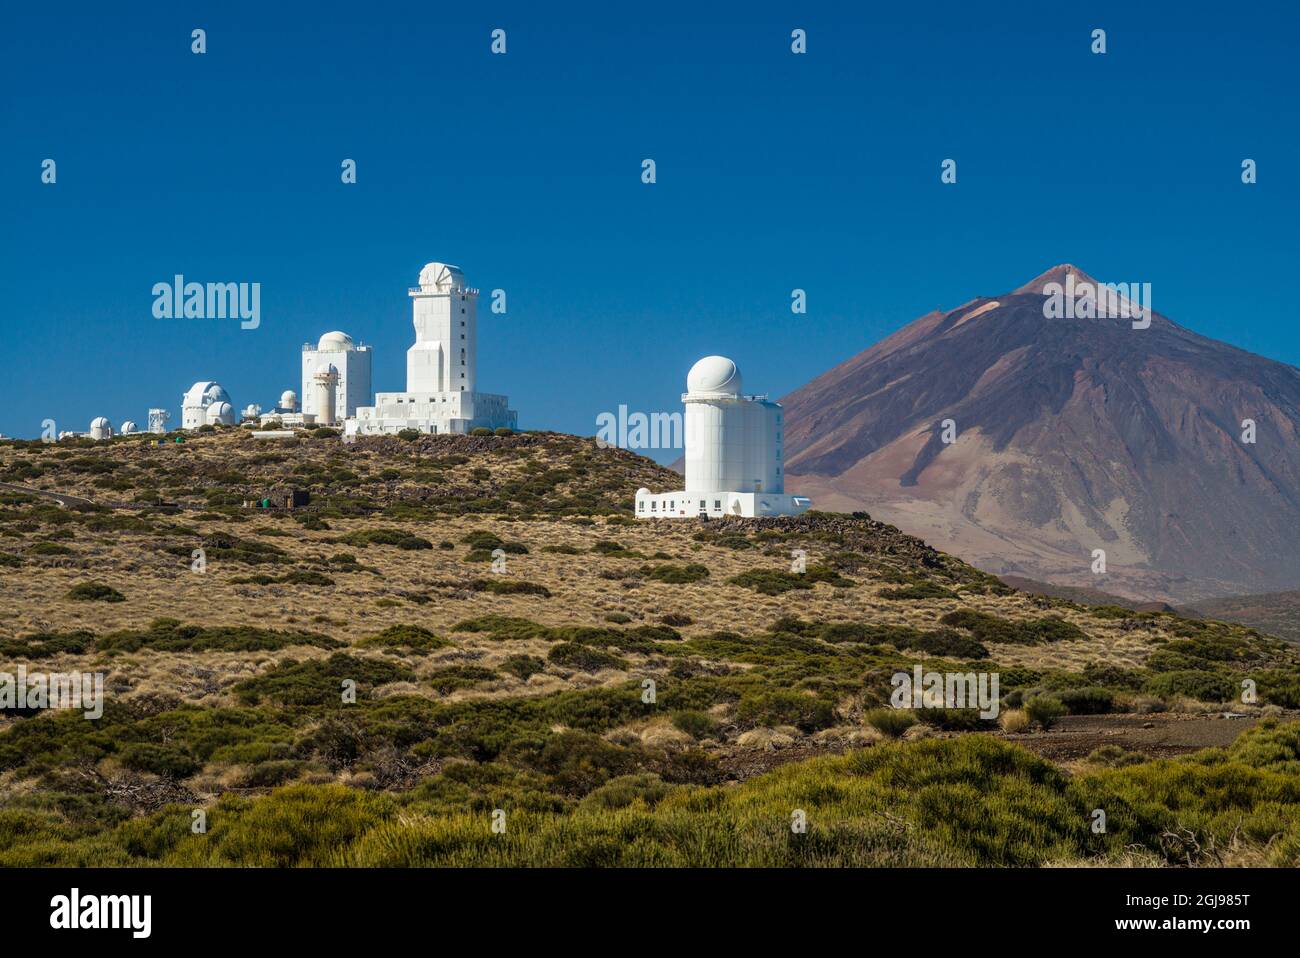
xmin=147 ymin=409 xmax=170 ymax=434
xmin=408 ymin=263 xmax=476 ymax=394
xmin=635 ymin=356 xmax=809 ymax=519
xmin=314 ymin=365 xmax=340 ymax=425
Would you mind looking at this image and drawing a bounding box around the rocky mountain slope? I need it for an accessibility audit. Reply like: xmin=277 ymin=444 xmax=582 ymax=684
xmin=782 ymin=265 xmax=1300 ymax=604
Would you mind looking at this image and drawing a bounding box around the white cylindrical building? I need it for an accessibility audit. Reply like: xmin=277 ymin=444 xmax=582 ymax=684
xmin=683 ymin=356 xmax=782 ymax=495
xmin=314 ymin=365 xmax=340 ymax=425
xmin=636 ymin=355 xmax=805 ymax=519
xmin=301 ymin=332 xmax=371 ymax=421
xmin=89 ymin=417 xmax=113 ymax=441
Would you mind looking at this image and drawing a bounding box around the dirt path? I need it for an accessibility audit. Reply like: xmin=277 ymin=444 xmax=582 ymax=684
xmin=1005 ymin=711 xmax=1269 ymax=763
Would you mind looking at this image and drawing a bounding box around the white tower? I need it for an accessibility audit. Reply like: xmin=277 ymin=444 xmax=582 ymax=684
xmin=147 ymin=409 xmax=170 ymax=434
xmin=636 ymin=356 xmax=809 ymax=519
xmin=314 ymin=365 xmax=340 ymax=425
xmin=408 ymin=263 xmax=476 ymax=393
xmin=301 ymin=332 xmax=372 ymax=420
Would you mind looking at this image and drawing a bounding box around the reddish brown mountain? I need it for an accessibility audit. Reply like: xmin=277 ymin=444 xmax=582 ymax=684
xmin=782 ymin=265 xmax=1300 ymax=604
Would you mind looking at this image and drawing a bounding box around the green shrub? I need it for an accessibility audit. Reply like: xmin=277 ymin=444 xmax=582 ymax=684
xmin=469 ymin=579 xmax=552 ymax=597
xmin=547 ymin=643 xmax=628 ymax=672
xmin=118 ymin=743 xmax=201 ymax=779
xmin=500 ymin=654 xmax=546 ymax=681
xmin=428 ymin=666 xmax=499 ymax=694
xmin=233 ymin=654 xmax=415 ymax=706
xmin=670 ymin=710 xmax=718 ymax=739
xmin=736 ymin=689 xmax=834 ymax=732
xmin=97 ymin=620 xmax=340 ymax=653
xmin=903 ymin=629 xmax=988 ymax=660
xmin=356 ymin=625 xmax=449 ymax=654
xmin=643 ymin=563 xmax=709 ymax=584
xmin=727 ymin=565 xmax=849 ymax=595
xmin=67 ymin=582 xmax=125 ymax=602
xmin=1056 ymin=687 xmax=1114 ymax=715
xmin=1024 ymin=695 xmax=1066 ymax=729
xmin=865 ymin=707 xmax=916 ymax=738
xmin=1143 ymin=670 xmax=1236 ymax=703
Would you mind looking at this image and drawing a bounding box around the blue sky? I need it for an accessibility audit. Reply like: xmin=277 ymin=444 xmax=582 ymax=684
xmin=2 ymin=0 xmax=1296 ymax=460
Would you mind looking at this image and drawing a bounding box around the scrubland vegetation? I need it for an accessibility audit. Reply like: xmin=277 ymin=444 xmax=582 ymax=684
xmin=1 ymin=429 xmax=1298 ymax=867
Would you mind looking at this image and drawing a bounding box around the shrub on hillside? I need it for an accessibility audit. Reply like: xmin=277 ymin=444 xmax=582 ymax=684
xmin=67 ymin=582 xmax=125 ymax=602
xmin=865 ymin=707 xmax=916 ymax=738
xmin=1024 ymin=695 xmax=1066 ymax=729
xmin=736 ymin=689 xmax=834 ymax=732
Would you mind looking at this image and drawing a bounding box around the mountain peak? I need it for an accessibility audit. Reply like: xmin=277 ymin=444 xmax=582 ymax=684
xmin=1012 ymin=263 xmax=1102 ymax=295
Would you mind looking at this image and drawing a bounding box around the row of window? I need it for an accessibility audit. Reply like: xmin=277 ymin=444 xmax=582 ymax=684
xmin=638 ymin=498 xmax=723 ymax=513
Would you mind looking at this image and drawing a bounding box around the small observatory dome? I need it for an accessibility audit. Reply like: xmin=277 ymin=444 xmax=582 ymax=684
xmin=89 ymin=417 xmax=113 ymax=440
xmin=687 ymin=356 xmax=744 ymax=396
xmin=119 ymin=420 xmax=138 ymax=434
xmin=417 ymin=262 xmax=465 ymax=293
xmin=317 ymin=331 xmax=353 ymax=351
xmin=280 ymin=389 xmax=298 ymax=411
xmin=206 ymin=402 xmax=234 ymax=426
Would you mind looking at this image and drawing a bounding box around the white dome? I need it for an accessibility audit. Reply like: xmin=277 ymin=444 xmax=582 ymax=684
xmin=206 ymin=402 xmax=234 ymax=425
xmin=185 ymin=382 xmax=230 ymax=408
xmin=314 ymin=363 xmax=339 ymax=380
xmin=317 ymin=331 xmax=353 ymax=351
xmin=417 ymin=262 xmax=465 ymax=293
xmin=119 ymin=421 xmax=138 ymax=434
xmin=280 ymin=389 xmax=298 ymax=409
xmin=90 ymin=417 xmax=111 ymax=429
xmin=687 ymin=356 xmax=743 ymax=396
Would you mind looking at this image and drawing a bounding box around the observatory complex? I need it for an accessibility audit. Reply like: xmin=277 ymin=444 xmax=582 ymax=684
xmin=181 ymin=382 xmax=235 ymax=429
xmin=301 ymin=331 xmax=372 ymax=425
xmin=635 ymin=356 xmax=811 ymax=519
xmin=346 ymin=263 xmax=516 ymax=436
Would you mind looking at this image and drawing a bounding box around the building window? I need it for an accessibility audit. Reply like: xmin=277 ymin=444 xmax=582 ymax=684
xmin=650 ymin=501 xmax=657 ymax=511
xmin=713 ymin=500 xmax=721 ymax=510
xmin=638 ymin=501 xmax=645 ymax=512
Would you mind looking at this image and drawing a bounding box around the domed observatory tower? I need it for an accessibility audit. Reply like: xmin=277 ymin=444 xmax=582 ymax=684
xmin=301 ymin=331 xmax=371 ymax=422
xmin=348 ymin=262 xmax=517 ymax=436
xmin=181 ymin=382 xmax=234 ymax=429
xmin=636 ymin=356 xmax=811 ymax=519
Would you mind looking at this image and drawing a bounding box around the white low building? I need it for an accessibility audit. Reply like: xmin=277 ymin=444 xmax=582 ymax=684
xmin=346 ymin=263 xmax=516 ymax=436
xmin=636 ymin=356 xmax=811 ymax=519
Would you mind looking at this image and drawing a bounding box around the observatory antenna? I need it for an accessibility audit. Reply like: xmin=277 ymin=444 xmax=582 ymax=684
xmin=147 ymin=408 xmax=170 ymax=434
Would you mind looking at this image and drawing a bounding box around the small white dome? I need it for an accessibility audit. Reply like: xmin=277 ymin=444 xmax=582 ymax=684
xmin=687 ymin=356 xmax=743 ymax=396
xmin=317 ymin=331 xmax=353 ymax=351
xmin=119 ymin=420 xmax=138 ymax=434
xmin=90 ymin=417 xmax=111 ymax=429
xmin=280 ymin=389 xmax=298 ymax=410
xmin=417 ymin=262 xmax=465 ymax=292
xmin=206 ymin=402 xmax=234 ymax=425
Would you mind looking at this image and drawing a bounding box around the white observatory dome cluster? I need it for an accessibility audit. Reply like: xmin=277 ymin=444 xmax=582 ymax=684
xmin=635 ymin=356 xmax=810 ymax=520
xmin=181 ymin=381 xmax=234 ymax=429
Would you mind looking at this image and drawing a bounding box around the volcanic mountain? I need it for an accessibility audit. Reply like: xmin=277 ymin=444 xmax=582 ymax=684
xmin=782 ymin=265 xmax=1300 ymax=604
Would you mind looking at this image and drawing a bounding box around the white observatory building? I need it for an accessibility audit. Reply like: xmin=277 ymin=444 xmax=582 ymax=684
xmin=181 ymin=382 xmax=236 ymax=429
xmin=301 ymin=331 xmax=371 ymax=424
xmin=346 ymin=263 xmax=516 ymax=436
xmin=635 ymin=356 xmax=811 ymax=519
xmin=89 ymin=417 xmax=113 ymax=441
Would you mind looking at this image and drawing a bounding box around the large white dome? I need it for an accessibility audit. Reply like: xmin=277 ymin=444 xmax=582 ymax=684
xmin=317 ymin=331 xmax=353 ymax=351
xmin=687 ymin=356 xmax=743 ymax=396
xmin=417 ymin=262 xmax=465 ymax=293
xmin=90 ymin=417 xmax=111 ymax=429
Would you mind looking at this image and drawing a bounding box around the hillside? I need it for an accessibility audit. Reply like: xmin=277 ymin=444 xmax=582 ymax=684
xmin=1185 ymin=590 xmax=1300 ymax=644
xmin=782 ymin=265 xmax=1300 ymax=605
xmin=1 ymin=427 xmax=1298 ymax=867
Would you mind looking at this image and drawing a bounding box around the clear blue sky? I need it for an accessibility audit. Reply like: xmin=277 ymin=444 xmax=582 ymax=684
xmin=2 ymin=0 xmax=1296 ymax=460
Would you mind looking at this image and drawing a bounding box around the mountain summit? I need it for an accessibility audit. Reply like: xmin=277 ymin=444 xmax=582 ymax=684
xmin=782 ymin=266 xmax=1300 ymax=603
